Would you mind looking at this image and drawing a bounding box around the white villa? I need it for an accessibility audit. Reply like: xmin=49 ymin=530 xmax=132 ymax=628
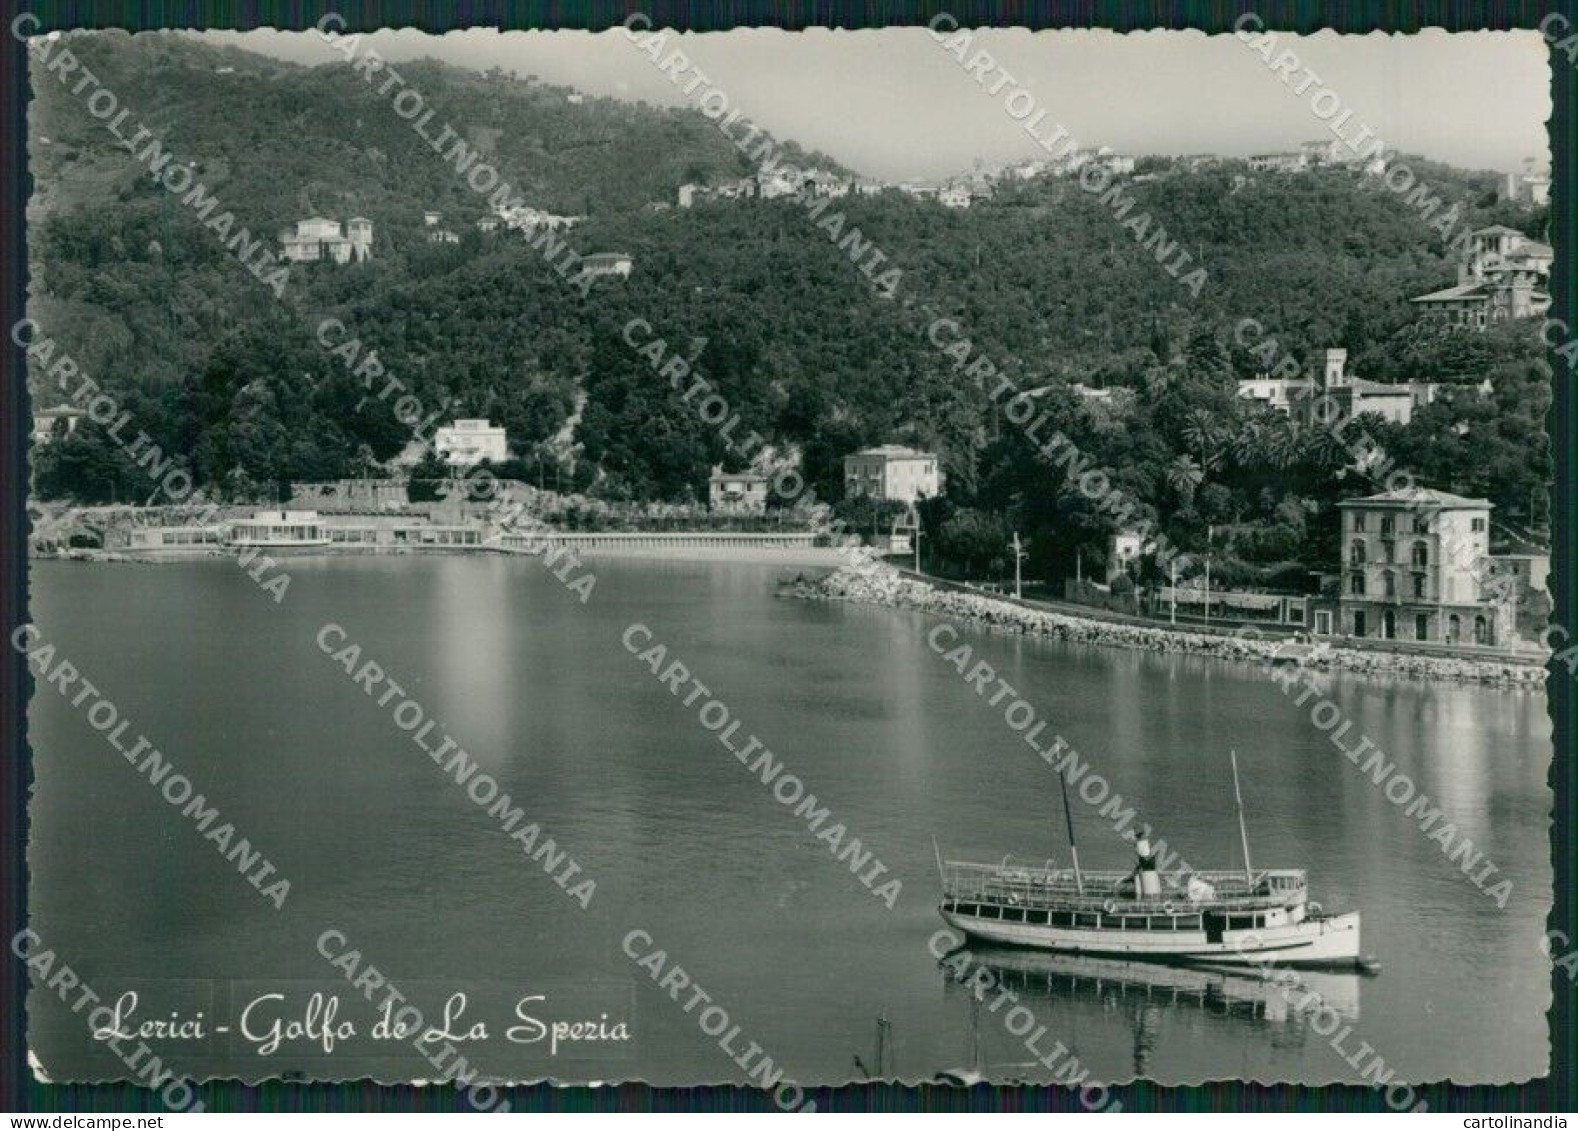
xmin=279 ymin=217 xmax=372 ymax=263
xmin=434 ymin=419 xmax=509 ymax=467
xmin=31 ymin=403 xmax=85 ymax=445
xmin=844 ymin=445 xmax=942 ymax=505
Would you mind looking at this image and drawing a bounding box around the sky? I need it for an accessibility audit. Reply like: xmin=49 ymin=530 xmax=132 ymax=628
xmin=207 ymin=26 xmax=1551 ymax=181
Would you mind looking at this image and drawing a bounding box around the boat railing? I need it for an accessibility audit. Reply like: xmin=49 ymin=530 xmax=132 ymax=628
xmin=941 ymin=860 xmax=1306 ymax=913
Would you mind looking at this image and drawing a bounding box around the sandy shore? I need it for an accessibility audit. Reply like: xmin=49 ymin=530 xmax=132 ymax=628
xmin=784 ymin=564 xmax=1548 ymax=690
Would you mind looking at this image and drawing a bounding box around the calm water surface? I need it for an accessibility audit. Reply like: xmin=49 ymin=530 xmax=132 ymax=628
xmin=27 ymin=557 xmax=1551 ymax=1085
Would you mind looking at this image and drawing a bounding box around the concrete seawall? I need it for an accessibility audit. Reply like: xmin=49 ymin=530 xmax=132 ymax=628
xmin=784 ymin=565 xmax=1548 ymax=690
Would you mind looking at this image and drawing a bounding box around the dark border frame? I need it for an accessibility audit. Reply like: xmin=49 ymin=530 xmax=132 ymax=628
xmin=2 ymin=0 xmax=1570 ymax=1113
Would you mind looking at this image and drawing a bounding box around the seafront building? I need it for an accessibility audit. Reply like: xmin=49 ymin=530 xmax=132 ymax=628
xmin=227 ymin=510 xmax=331 ymax=548
xmin=1331 ymin=487 xmax=1504 ymax=644
xmin=708 ymin=468 xmax=770 ymax=514
xmin=105 ymin=505 xmax=819 ymax=556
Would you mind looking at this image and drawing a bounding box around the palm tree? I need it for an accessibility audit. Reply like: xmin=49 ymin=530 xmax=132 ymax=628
xmin=1233 ymin=420 xmax=1267 ymax=468
xmin=1166 ymin=454 xmax=1205 ymax=506
xmin=1264 ymin=419 xmax=1301 ymax=470
xmin=1181 ymin=409 xmax=1222 ymax=471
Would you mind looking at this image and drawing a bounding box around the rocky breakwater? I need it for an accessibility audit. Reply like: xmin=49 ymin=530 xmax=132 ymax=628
xmin=783 ymin=565 xmax=1548 ymax=690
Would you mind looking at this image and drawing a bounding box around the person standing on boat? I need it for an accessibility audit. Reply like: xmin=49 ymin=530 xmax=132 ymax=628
xmin=1133 ymin=837 xmax=1162 ymax=899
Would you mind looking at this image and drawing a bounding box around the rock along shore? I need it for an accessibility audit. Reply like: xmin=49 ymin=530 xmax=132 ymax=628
xmin=783 ymin=565 xmax=1548 ymax=690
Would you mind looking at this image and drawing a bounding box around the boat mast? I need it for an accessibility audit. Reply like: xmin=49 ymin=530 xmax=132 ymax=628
xmin=1230 ymin=749 xmax=1253 ymax=885
xmin=1057 ymin=763 xmax=1084 ymax=894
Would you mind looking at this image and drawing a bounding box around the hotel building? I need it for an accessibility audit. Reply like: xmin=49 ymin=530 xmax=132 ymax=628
xmin=1330 ymin=487 xmax=1504 ymax=645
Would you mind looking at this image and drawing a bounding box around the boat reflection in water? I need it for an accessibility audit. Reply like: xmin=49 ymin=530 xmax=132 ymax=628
xmin=939 ymin=945 xmax=1362 ymax=1080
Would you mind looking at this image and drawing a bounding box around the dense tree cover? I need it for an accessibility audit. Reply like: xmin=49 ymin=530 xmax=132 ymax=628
xmin=25 ymin=33 xmax=1552 ymax=585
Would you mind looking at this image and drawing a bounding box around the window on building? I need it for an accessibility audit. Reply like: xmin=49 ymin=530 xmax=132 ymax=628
xmin=1413 ymin=516 xmax=1429 ymax=534
xmin=1447 ymin=614 xmax=1461 ymax=643
xmin=1350 ymin=540 xmax=1366 ymax=566
xmin=1354 ymin=611 xmax=1367 ymax=637
xmin=1383 ymin=571 xmax=1395 ymax=597
xmin=1352 ymin=514 xmax=1366 ymax=532
xmin=1416 ymin=614 xmax=1429 ymax=641
xmin=1380 ymin=517 xmax=1394 ymax=537
xmin=1413 ymin=574 xmax=1426 ymax=599
xmin=1471 ymin=518 xmax=1487 ymax=533
xmin=1411 ymin=542 xmax=1428 ymax=568
xmin=1350 ymin=573 xmax=1366 ymax=596
xmin=1474 ymin=615 xmax=1488 ymax=645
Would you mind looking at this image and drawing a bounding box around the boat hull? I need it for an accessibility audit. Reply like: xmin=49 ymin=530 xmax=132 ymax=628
xmin=940 ymin=907 xmax=1363 ymax=969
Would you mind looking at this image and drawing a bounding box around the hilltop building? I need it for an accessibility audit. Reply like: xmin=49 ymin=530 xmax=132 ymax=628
xmin=1497 ymin=168 xmax=1551 ymax=207
xmin=708 ymin=468 xmax=770 ymax=514
xmin=497 ymin=205 xmax=581 ymax=232
xmin=1237 ymin=348 xmax=1435 ymax=426
xmin=434 ymin=420 xmax=508 ymax=467
xmin=843 ymin=445 xmax=942 ymax=505
xmin=1247 ymin=152 xmax=1310 ymax=173
xmin=1410 ymin=225 xmax=1552 ymax=329
xmin=1245 ymin=141 xmax=1350 ymax=173
xmin=679 ymin=170 xmax=868 ymax=208
xmin=279 ymin=217 xmax=373 ymax=264
xmin=1092 ymin=149 xmax=1136 ymax=175
xmin=801 ymin=170 xmax=850 ymax=198
xmin=1330 ymin=487 xmax=1504 ymax=644
xmin=939 ymin=185 xmax=972 ymax=209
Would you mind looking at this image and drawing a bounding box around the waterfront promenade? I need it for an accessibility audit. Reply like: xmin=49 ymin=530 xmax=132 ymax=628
xmin=787 ymin=563 xmax=1548 ymax=688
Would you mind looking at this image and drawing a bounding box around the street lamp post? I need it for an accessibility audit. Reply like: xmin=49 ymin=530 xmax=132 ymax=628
xmin=1203 ymin=524 xmax=1215 ymax=629
xmin=1009 ymin=531 xmax=1028 ymax=600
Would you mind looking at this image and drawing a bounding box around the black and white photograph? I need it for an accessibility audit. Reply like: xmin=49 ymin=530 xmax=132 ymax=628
xmin=8 ymin=10 xmax=1571 ymax=1116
